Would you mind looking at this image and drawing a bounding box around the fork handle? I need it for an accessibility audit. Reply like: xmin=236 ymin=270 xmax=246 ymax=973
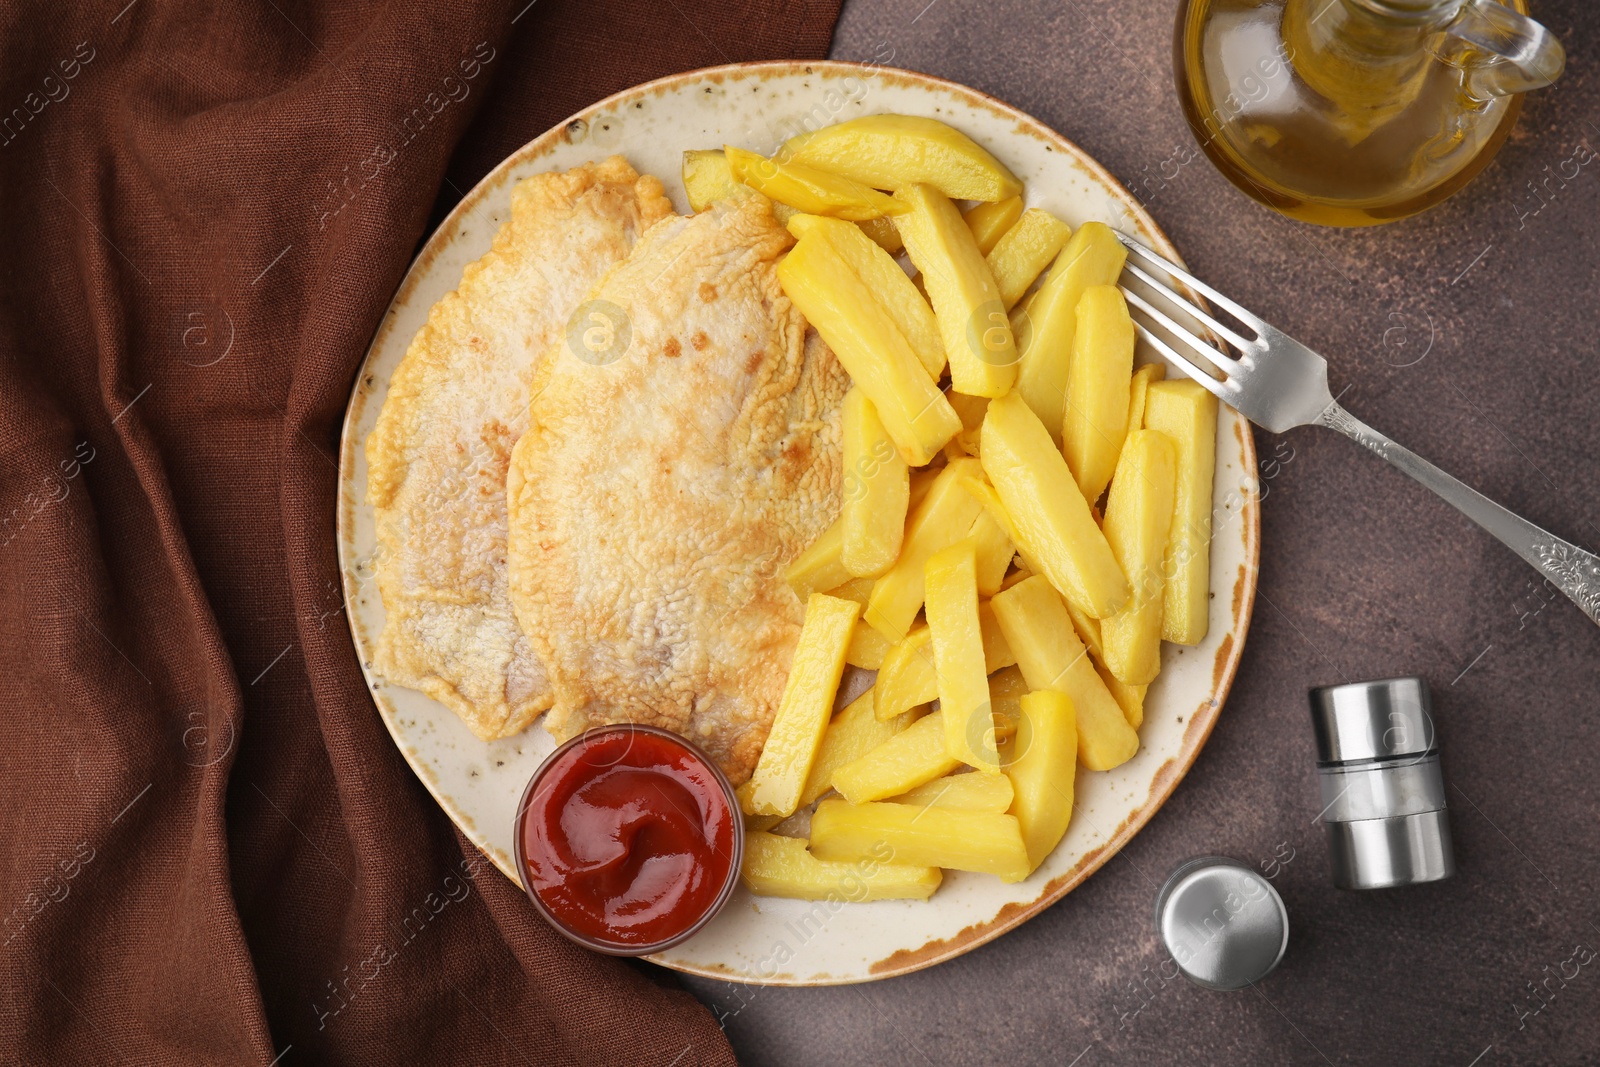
xmin=1315 ymin=402 xmax=1600 ymax=628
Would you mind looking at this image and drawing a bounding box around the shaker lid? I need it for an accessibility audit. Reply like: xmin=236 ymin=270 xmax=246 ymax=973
xmin=1155 ymin=857 xmax=1289 ymax=990
xmin=1308 ymin=676 xmax=1435 ymax=763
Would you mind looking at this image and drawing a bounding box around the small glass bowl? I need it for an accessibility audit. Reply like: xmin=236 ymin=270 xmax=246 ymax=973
xmin=512 ymin=724 xmax=745 ymax=956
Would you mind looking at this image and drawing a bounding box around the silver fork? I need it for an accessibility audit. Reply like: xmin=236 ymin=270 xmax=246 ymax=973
xmin=1114 ymin=232 xmax=1600 ymax=629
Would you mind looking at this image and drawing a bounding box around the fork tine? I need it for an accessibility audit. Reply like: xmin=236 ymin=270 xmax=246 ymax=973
xmin=1113 ymin=232 xmax=1262 ymax=333
xmin=1121 ymin=261 xmax=1254 ymax=351
xmin=1120 ymin=285 xmax=1236 ymax=374
xmin=1129 ymin=321 xmax=1239 ymax=406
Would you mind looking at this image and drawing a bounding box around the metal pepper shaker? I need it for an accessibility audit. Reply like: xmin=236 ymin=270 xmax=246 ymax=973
xmin=1308 ymin=677 xmax=1455 ymax=890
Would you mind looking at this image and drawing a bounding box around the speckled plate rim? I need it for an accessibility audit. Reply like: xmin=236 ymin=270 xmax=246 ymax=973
xmin=336 ymin=59 xmax=1260 ymax=986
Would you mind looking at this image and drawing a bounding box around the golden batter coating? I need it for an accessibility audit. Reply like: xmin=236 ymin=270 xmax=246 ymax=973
xmin=507 ymin=196 xmax=848 ymax=784
xmin=366 ymin=157 xmax=673 ymax=740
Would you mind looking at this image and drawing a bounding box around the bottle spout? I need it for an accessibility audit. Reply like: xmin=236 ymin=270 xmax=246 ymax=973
xmin=1433 ymin=0 xmax=1565 ymax=96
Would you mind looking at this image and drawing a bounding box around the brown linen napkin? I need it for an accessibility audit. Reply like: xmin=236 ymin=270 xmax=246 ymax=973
xmin=0 ymin=1 xmax=839 ymax=1062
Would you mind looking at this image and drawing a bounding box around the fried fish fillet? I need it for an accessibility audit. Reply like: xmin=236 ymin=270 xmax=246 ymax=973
xmin=366 ymin=157 xmax=674 ymax=741
xmin=507 ymin=197 xmax=849 ymax=784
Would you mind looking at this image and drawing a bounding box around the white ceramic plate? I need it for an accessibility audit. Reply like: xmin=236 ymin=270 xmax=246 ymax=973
xmin=337 ymin=61 xmax=1260 ymax=986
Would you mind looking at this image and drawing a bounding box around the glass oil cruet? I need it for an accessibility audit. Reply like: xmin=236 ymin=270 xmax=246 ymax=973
xmin=1176 ymin=0 xmax=1566 ymax=225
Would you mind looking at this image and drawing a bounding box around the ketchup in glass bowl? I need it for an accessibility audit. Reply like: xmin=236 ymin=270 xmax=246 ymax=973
xmin=513 ymin=724 xmax=743 ymax=955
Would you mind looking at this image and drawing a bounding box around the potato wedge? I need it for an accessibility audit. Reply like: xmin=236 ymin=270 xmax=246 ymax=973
xmin=1101 ymin=430 xmax=1177 ymax=685
xmin=831 ymin=710 xmax=960 ymax=803
xmin=1006 ymin=690 xmax=1078 ymax=872
xmin=991 ymin=576 xmax=1139 ymax=771
xmin=895 ymin=183 xmax=1018 ymax=398
xmin=810 ymin=798 xmax=1031 ymax=883
xmin=964 ymin=196 xmax=1024 ymax=256
xmin=873 ymin=604 xmax=1016 ymax=720
xmin=845 ymin=620 xmax=893 ymax=670
xmin=1062 ymin=285 xmax=1136 ymax=505
xmin=742 ymin=593 xmax=861 ymax=816
xmin=1013 ymin=222 xmax=1127 ymax=447
xmin=1064 ymin=601 xmax=1147 ymax=730
xmin=787 ymin=214 xmax=943 ymax=378
xmin=741 ymin=831 xmax=942 ymax=901
xmin=968 ymin=508 xmax=1015 ymax=597
xmin=980 ymin=392 xmax=1128 ymax=618
xmin=800 ymin=689 xmax=919 ymax=807
xmin=986 ymin=209 xmax=1071 ymax=310
xmin=786 ymin=516 xmax=851 ymax=601
xmin=925 ymin=540 xmax=999 ymax=773
xmin=726 ymin=145 xmax=905 ymax=221
xmin=890 ymin=770 xmax=1015 ymax=813
xmin=1142 ymin=380 xmax=1218 ymax=645
xmin=841 ymin=388 xmax=910 ymax=579
xmin=778 ymin=235 xmax=961 ymax=465
xmin=783 ymin=114 xmax=1023 ymax=202
xmin=863 ymin=457 xmax=985 ymax=641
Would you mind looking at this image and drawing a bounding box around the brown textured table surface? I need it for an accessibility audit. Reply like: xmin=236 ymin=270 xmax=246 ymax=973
xmin=680 ymin=2 xmax=1600 ymax=1063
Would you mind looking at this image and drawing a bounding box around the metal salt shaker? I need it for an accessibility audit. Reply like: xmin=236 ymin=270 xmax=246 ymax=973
xmin=1308 ymin=677 xmax=1456 ymax=890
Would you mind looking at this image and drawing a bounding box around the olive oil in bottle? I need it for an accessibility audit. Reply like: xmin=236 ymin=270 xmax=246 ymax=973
xmin=1175 ymin=0 xmax=1564 ymax=226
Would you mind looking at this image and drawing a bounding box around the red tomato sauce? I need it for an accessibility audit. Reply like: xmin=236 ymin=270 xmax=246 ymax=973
xmin=517 ymin=727 xmax=738 ymax=950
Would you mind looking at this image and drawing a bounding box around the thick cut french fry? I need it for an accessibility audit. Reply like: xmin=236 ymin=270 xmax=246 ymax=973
xmin=895 ymin=183 xmax=1017 ymax=398
xmin=968 ymin=508 xmax=1015 ymax=597
xmin=810 ymin=798 xmax=1031 ymax=883
xmin=1006 ymin=690 xmax=1078 ymax=872
xmin=988 ymin=664 xmax=1028 ymax=742
xmin=961 ymin=476 xmax=1044 ymax=578
xmin=1142 ymin=380 xmax=1218 ymax=645
xmin=1101 ymin=431 xmax=1177 ymax=685
xmin=683 ymin=149 xmax=749 ymax=212
xmin=1064 ymin=601 xmax=1147 ymax=729
xmin=826 ymin=575 xmax=875 ymax=610
xmin=778 ymin=235 xmax=961 ymax=465
xmin=909 ymin=464 xmax=941 ymax=513
xmin=925 ymin=540 xmax=999 ymax=773
xmin=945 ymin=388 xmax=989 ymax=458
xmin=1013 ymin=222 xmax=1127 ymax=447
xmin=786 ymin=517 xmax=851 ymax=601
xmin=787 ymin=214 xmax=944 ymax=378
xmin=841 ymin=388 xmax=910 ymax=579
xmin=1062 ymin=285 xmax=1136 ymax=505
xmin=845 ymin=620 xmax=893 ymax=669
xmin=783 ymin=115 xmax=1023 ymax=202
xmin=741 ymin=831 xmax=942 ymax=901
xmin=873 ymin=605 xmax=1016 ymax=720
xmin=964 ymin=196 xmax=1024 ymax=255
xmin=1127 ymin=363 xmax=1166 ymax=441
xmin=686 ymin=151 xmax=897 ymax=250
xmin=742 ymin=594 xmax=861 ymax=816
xmin=980 ymin=392 xmax=1128 ymax=618
xmin=990 ymin=576 xmax=1139 ymax=771
xmin=831 ymin=711 xmax=959 ymax=803
xmin=726 ymin=145 xmax=905 ymax=221
xmin=863 ymin=457 xmax=984 ymax=642
xmin=858 ymin=215 xmax=904 ymax=255
xmin=800 ymin=689 xmax=919 ymax=807
xmin=986 ymin=209 xmax=1071 ymax=310
xmin=891 ymin=770 xmax=1015 ymax=813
